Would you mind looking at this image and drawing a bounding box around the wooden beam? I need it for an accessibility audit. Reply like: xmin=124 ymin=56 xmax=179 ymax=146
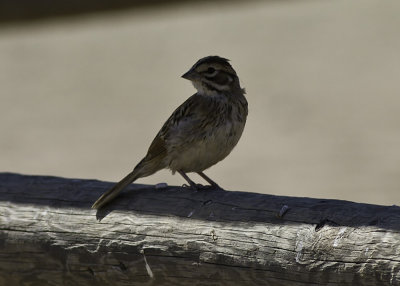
xmin=0 ymin=173 xmax=399 ymax=285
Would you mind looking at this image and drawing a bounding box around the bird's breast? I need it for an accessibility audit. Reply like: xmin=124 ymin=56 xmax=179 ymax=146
xmin=167 ymin=116 xmax=246 ymax=173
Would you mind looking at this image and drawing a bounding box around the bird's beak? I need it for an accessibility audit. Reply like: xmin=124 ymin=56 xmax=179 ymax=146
xmin=181 ymin=69 xmax=199 ymax=81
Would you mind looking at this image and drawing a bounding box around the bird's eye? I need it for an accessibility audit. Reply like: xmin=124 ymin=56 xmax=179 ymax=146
xmin=207 ymin=67 xmax=216 ymax=74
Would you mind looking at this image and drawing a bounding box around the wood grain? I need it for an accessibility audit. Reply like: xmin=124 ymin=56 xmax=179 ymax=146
xmin=0 ymin=173 xmax=399 ymax=285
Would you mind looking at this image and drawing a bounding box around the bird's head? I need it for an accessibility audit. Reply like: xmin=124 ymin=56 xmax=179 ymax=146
xmin=182 ymin=56 xmax=243 ymax=96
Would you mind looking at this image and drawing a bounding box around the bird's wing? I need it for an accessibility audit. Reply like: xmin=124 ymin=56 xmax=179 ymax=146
xmin=145 ymin=135 xmax=167 ymax=162
xmin=145 ymin=94 xmax=213 ymax=160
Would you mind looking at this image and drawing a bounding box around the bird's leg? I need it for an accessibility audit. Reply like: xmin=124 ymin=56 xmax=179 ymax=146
xmin=197 ymin=172 xmax=222 ymax=190
xmin=178 ymin=170 xmax=198 ymax=190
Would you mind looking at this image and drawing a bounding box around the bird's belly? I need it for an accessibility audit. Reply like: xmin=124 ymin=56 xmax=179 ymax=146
xmin=168 ymin=121 xmax=244 ymax=173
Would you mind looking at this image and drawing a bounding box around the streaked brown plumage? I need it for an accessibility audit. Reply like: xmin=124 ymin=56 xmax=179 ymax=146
xmin=92 ymin=56 xmax=248 ymax=209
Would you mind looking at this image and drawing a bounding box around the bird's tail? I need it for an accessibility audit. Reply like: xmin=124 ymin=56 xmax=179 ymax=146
xmin=92 ymin=170 xmax=140 ymax=209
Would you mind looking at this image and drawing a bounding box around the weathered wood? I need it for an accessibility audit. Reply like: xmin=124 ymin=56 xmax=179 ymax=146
xmin=0 ymin=173 xmax=399 ymax=285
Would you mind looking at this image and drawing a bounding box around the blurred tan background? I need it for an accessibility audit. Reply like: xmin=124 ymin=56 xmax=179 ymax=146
xmin=1 ymin=0 xmax=399 ymax=206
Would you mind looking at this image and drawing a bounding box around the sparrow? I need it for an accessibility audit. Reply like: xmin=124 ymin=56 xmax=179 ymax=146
xmin=92 ymin=56 xmax=248 ymax=209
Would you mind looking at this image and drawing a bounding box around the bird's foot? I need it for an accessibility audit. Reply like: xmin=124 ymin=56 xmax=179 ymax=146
xmin=195 ymin=184 xmax=209 ymax=191
xmin=196 ymin=184 xmax=222 ymax=191
xmin=182 ymin=184 xmax=224 ymax=192
xmin=181 ymin=183 xmax=213 ymax=191
xmin=181 ymin=183 xmax=198 ymax=191
xmin=207 ymin=182 xmax=223 ymax=191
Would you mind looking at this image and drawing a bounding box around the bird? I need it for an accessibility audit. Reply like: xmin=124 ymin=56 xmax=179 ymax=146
xmin=92 ymin=56 xmax=248 ymax=209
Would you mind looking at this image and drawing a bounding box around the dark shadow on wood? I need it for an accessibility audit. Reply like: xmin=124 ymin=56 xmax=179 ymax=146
xmin=0 ymin=172 xmax=399 ymax=231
